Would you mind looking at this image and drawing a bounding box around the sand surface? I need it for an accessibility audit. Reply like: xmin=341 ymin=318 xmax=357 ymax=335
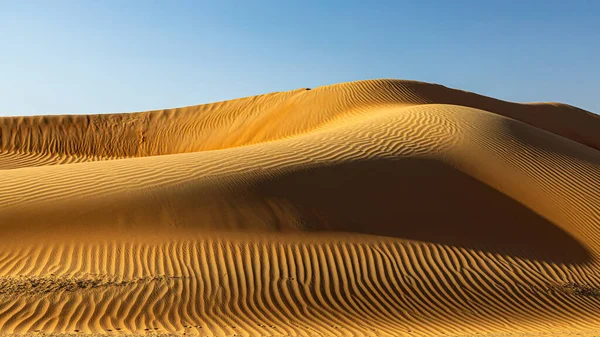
xmin=0 ymin=79 xmax=599 ymax=336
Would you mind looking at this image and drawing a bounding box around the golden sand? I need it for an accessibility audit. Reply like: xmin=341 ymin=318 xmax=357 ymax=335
xmin=0 ymin=79 xmax=599 ymax=336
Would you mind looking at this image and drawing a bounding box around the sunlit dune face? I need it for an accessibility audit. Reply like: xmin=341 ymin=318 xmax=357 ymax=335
xmin=0 ymin=79 xmax=599 ymax=336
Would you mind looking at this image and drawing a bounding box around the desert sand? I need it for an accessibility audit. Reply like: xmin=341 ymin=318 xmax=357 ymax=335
xmin=0 ymin=79 xmax=599 ymax=336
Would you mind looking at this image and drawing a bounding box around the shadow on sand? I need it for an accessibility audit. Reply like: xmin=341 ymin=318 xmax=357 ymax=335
xmin=255 ymin=157 xmax=590 ymax=265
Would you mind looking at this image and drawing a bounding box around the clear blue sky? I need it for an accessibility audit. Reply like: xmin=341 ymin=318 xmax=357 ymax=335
xmin=1 ymin=1 xmax=599 ymax=116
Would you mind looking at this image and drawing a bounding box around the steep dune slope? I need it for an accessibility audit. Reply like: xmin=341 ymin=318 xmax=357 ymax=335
xmin=0 ymin=80 xmax=599 ymax=336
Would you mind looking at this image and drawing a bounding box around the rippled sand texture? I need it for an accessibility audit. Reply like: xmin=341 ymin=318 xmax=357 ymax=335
xmin=0 ymin=79 xmax=599 ymax=336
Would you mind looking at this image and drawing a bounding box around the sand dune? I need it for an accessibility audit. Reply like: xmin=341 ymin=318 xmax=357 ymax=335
xmin=0 ymin=79 xmax=599 ymax=336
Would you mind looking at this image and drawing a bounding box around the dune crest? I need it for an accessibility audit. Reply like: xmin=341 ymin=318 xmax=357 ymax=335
xmin=0 ymin=79 xmax=599 ymax=336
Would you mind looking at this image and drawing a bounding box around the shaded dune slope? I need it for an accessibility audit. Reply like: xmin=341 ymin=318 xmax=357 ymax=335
xmin=0 ymin=79 xmax=599 ymax=336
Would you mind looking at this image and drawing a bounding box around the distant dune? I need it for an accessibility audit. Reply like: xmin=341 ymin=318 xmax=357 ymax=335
xmin=0 ymin=79 xmax=599 ymax=336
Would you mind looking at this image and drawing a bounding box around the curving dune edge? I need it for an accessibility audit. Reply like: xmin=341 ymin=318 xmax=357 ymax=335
xmin=0 ymin=79 xmax=599 ymax=336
